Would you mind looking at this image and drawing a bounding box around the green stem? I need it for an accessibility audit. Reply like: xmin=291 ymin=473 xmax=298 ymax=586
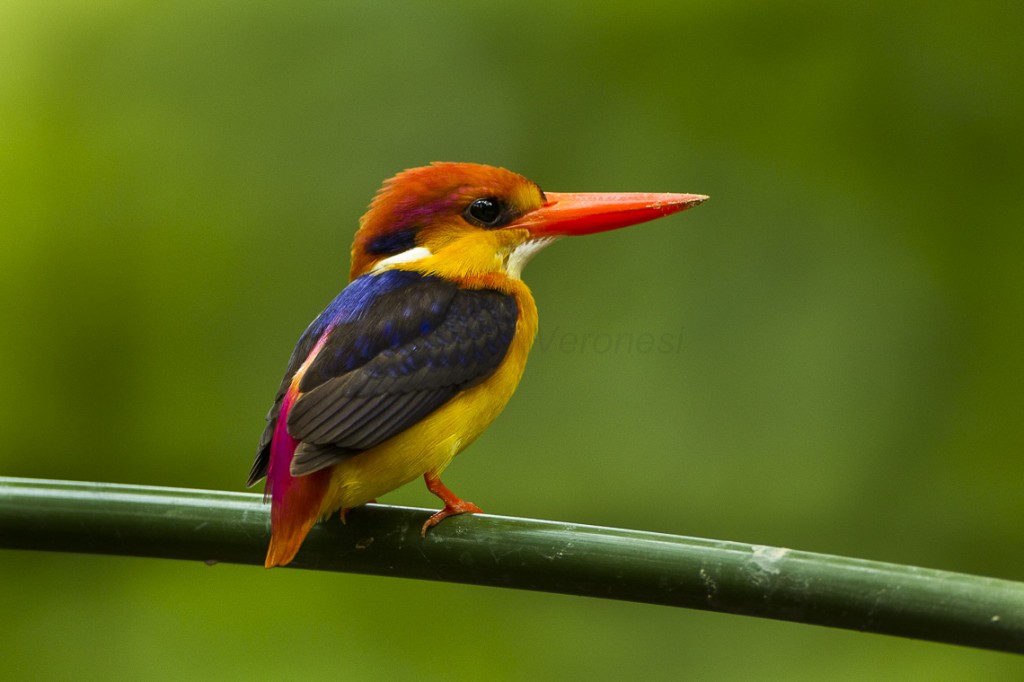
xmin=1 ymin=476 xmax=1021 ymax=654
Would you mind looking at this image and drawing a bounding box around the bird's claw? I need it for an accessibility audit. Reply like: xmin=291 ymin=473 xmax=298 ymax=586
xmin=421 ymin=500 xmax=483 ymax=537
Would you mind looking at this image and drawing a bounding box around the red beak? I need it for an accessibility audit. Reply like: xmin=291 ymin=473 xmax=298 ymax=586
xmin=519 ymin=191 xmax=708 ymax=238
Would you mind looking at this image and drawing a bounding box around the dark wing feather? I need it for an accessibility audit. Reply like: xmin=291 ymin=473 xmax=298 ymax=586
xmin=287 ymin=286 xmax=518 ymax=476
xmin=248 ymin=270 xmax=456 ymax=486
xmin=291 ymin=442 xmax=359 ymax=474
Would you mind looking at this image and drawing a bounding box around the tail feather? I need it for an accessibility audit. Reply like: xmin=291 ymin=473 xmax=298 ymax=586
xmin=265 ymin=470 xmax=329 ymax=568
xmin=264 ymin=388 xmax=329 ymax=568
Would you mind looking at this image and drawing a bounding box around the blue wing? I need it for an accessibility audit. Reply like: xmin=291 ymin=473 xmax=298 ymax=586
xmin=248 ymin=269 xmax=518 ymax=484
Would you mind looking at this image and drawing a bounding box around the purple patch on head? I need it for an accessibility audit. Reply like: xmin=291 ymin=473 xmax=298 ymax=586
xmin=389 ymin=190 xmax=466 ymax=233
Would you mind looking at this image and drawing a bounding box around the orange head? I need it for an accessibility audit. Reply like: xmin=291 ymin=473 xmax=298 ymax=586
xmin=350 ymin=162 xmax=707 ymax=282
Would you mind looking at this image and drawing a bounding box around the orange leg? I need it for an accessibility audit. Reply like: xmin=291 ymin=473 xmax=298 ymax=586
xmin=421 ymin=473 xmax=483 ymax=537
xmin=339 ymin=499 xmax=378 ymax=524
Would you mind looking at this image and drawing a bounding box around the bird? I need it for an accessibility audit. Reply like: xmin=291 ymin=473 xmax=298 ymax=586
xmin=248 ymin=162 xmax=707 ymax=568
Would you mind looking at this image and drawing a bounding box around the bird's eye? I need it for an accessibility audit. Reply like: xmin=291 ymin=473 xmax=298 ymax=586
xmin=465 ymin=197 xmax=505 ymax=227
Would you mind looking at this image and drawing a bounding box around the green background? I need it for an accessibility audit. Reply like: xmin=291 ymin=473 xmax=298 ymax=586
xmin=2 ymin=1 xmax=1022 ymax=678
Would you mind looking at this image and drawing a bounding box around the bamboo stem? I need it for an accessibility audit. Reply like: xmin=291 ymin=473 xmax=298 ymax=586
xmin=1 ymin=476 xmax=1021 ymax=654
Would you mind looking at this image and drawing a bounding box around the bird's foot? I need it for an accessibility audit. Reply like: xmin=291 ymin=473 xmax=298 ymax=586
xmin=421 ymin=473 xmax=482 ymax=537
xmin=421 ymin=499 xmax=483 ymax=537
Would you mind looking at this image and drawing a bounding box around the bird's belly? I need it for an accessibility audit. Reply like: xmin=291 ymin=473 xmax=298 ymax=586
xmin=318 ymin=353 xmax=526 ymax=517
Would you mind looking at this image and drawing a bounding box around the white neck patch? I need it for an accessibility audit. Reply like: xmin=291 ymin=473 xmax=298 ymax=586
xmin=370 ymin=246 xmax=433 ymax=273
xmin=505 ymin=237 xmax=560 ymax=280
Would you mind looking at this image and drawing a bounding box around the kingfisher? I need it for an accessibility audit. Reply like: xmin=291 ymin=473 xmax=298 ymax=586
xmin=248 ymin=162 xmax=707 ymax=568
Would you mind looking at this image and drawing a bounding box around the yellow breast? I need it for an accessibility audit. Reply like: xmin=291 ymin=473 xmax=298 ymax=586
xmin=319 ymin=278 xmax=538 ymax=517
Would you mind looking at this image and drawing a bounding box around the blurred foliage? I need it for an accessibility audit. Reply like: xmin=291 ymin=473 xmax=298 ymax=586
xmin=2 ymin=0 xmax=1022 ymax=679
